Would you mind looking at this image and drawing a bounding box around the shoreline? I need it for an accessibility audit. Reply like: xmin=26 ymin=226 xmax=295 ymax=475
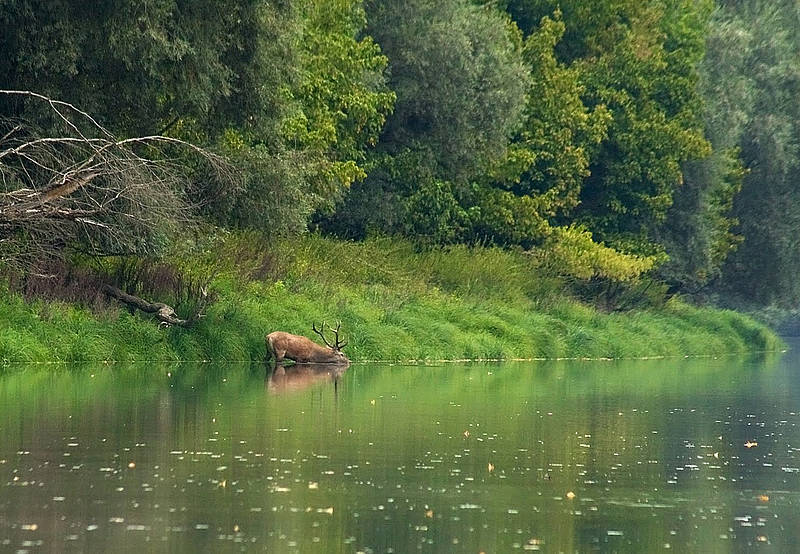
xmin=0 ymin=236 xmax=782 ymax=365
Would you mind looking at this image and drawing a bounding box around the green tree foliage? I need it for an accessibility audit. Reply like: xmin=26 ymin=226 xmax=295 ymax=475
xmin=368 ymin=0 xmax=529 ymax=179
xmin=7 ymin=0 xmax=800 ymax=313
xmin=209 ymin=132 xmax=313 ymax=236
xmin=657 ymin=148 xmax=743 ymax=293
xmin=188 ymin=3 xmax=310 ymax=235
xmin=327 ymin=0 xmax=530 ymax=239
xmin=0 ymin=0 xmax=294 ymax=139
xmin=285 ymin=0 xmax=395 ymax=213
xmin=0 ymin=1 xmax=398 ymax=237
xmin=574 ymin=1 xmax=711 ymax=255
xmin=211 ymin=0 xmax=397 ymax=234
xmin=710 ymin=2 xmax=800 ymax=307
xmin=501 ymin=1 xmax=711 ymax=257
xmin=652 ymin=1 xmax=745 ymax=294
xmin=469 ymin=13 xmax=610 ymax=247
xmin=536 ymin=225 xmax=656 ymax=282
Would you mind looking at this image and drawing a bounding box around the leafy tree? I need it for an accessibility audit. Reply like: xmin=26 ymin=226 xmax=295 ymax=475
xmin=327 ymin=0 xmax=529 ymax=238
xmin=500 ymin=0 xmax=711 ymax=257
xmin=211 ymin=0 xmax=397 ymax=235
xmin=468 ymin=13 xmax=609 ymax=247
xmin=286 ymin=0 xmax=395 ymax=213
xmin=650 ymin=0 xmax=746 ymax=294
xmin=574 ymin=1 xmax=711 ymax=255
xmin=369 ymin=0 xmax=528 ymax=179
xmin=0 ymin=0 xmax=295 ymax=139
xmin=537 ymin=225 xmax=656 ymax=283
xmin=711 ymin=1 xmax=800 ymax=306
xmin=0 ymin=0 xmax=402 ymax=238
xmin=657 ymin=149 xmax=743 ymax=294
xmin=655 ymin=7 xmax=749 ymax=294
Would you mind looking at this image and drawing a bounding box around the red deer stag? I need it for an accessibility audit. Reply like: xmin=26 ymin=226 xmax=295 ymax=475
xmin=266 ymin=322 xmax=349 ymax=364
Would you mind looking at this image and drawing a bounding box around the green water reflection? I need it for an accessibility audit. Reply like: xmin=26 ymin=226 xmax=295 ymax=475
xmin=0 ymin=347 xmax=798 ymax=552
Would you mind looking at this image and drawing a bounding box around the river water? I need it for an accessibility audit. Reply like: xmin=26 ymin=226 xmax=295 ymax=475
xmin=0 ymin=344 xmax=799 ymax=553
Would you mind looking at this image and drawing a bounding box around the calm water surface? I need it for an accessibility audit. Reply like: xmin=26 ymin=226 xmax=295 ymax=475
xmin=1 ymin=344 xmax=799 ymax=553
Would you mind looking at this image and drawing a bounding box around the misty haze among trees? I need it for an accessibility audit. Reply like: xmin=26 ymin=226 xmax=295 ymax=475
xmin=2 ymin=0 xmax=800 ymax=312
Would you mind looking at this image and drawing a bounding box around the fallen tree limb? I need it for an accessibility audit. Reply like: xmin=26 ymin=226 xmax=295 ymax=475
xmin=102 ymin=284 xmax=189 ymax=327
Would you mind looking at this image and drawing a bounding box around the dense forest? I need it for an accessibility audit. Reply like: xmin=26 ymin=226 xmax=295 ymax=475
xmin=1 ymin=0 xmax=799 ymax=324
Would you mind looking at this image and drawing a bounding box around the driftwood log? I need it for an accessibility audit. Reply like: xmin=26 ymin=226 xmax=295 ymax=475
xmin=102 ymin=284 xmax=189 ymax=327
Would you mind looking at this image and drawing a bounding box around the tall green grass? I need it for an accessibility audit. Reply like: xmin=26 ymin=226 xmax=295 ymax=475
xmin=0 ymin=235 xmax=783 ymax=364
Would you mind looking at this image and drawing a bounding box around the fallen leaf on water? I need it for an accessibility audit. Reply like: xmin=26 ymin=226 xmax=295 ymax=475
xmin=566 ymin=491 xmax=576 ymax=500
xmin=308 ymin=482 xmax=319 ymax=490
xmin=758 ymin=494 xmax=769 ymax=503
xmin=233 ymin=524 xmax=239 ymax=532
xmin=425 ymin=510 xmax=434 ymax=518
xmin=744 ymin=441 xmax=758 ymax=448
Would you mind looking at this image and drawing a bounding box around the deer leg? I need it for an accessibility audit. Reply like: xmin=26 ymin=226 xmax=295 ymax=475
xmin=266 ymin=336 xmax=286 ymax=362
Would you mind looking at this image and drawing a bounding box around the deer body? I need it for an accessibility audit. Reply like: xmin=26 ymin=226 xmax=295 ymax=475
xmin=266 ymin=323 xmax=349 ymax=364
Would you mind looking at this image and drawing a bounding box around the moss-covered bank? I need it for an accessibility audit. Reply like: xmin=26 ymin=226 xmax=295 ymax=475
xmin=0 ymin=235 xmax=782 ymax=364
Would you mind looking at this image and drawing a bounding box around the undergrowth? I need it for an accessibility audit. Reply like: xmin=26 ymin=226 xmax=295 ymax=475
xmin=0 ymin=234 xmax=782 ymax=364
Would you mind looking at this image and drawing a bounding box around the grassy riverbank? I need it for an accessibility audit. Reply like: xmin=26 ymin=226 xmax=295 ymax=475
xmin=0 ymin=235 xmax=781 ymax=364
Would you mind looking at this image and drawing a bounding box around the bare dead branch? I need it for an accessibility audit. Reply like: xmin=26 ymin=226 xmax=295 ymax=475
xmin=0 ymin=89 xmax=114 ymax=138
xmin=0 ymin=90 xmax=240 ymax=273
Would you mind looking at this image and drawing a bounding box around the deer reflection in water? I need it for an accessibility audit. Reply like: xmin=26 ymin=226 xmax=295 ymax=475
xmin=266 ymin=361 xmax=349 ymax=394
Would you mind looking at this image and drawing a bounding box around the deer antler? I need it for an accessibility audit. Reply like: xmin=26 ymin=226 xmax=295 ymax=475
xmin=312 ymin=322 xmax=335 ymax=348
xmin=312 ymin=321 xmax=347 ymax=350
xmin=332 ymin=321 xmax=347 ymax=350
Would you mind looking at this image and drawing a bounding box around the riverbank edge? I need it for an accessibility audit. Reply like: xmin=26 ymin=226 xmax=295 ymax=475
xmin=0 ymin=236 xmax=782 ymax=364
